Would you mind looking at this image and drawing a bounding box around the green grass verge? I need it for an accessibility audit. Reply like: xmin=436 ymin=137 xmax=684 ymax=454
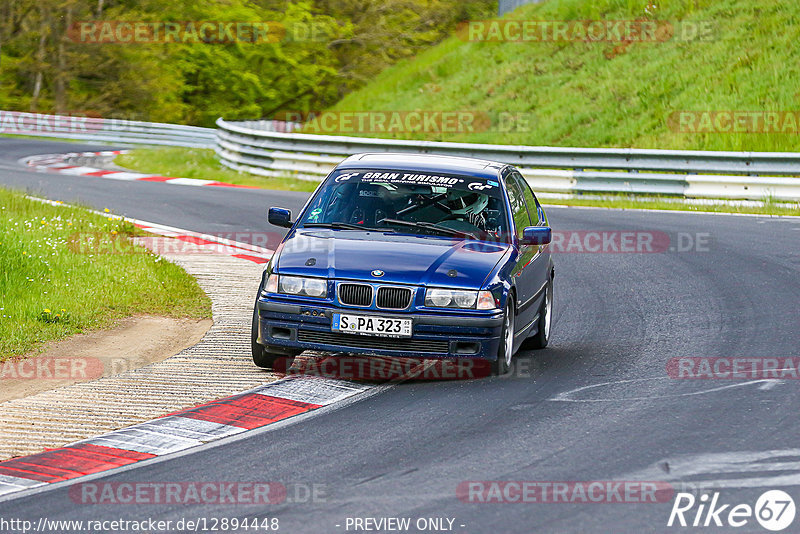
xmin=0 ymin=133 xmax=90 ymax=143
xmin=322 ymin=0 xmax=800 ymax=153
xmin=0 ymin=188 xmax=211 ymax=360
xmin=115 ymin=147 xmax=321 ymax=192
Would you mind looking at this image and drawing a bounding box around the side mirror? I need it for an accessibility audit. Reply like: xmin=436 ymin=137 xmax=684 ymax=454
xmin=268 ymin=207 xmax=293 ymax=228
xmin=522 ymin=226 xmax=551 ymax=246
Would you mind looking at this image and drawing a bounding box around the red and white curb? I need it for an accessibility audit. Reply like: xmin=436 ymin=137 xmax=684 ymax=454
xmin=0 ymin=377 xmax=373 ymax=498
xmin=131 ymin=219 xmax=272 ymax=265
xmin=23 ymin=151 xmax=257 ymax=189
xmin=0 ymin=199 xmax=417 ymax=501
xmin=0 ymin=198 xmax=358 ymax=500
xmin=29 ymin=196 xmax=274 ymax=265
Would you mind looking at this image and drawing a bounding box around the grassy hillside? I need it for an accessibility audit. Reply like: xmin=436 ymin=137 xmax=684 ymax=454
xmin=324 ymin=0 xmax=800 ymax=152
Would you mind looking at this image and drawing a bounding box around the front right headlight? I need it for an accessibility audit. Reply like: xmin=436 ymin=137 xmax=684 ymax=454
xmin=263 ymin=274 xmax=328 ymax=298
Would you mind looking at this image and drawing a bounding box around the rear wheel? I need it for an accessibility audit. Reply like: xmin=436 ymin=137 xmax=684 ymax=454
xmin=522 ymin=278 xmax=553 ymax=350
xmin=491 ymin=300 xmax=515 ymax=376
xmin=251 ymin=308 xmax=297 ymax=369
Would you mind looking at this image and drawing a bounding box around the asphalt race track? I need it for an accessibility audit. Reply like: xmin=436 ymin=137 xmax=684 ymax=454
xmin=1 ymin=138 xmax=799 ymax=533
xmin=0 ymin=139 xmax=308 ymax=247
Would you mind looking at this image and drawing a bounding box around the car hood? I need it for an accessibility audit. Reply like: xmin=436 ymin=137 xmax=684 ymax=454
xmin=275 ymin=229 xmax=510 ymax=289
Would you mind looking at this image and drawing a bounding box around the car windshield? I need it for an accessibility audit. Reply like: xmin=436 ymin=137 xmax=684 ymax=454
xmin=299 ymin=169 xmax=509 ymax=240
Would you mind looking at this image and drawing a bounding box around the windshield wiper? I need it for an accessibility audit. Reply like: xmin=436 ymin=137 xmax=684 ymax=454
xmin=378 ymin=218 xmax=476 ymax=240
xmin=303 ymin=222 xmax=382 ymax=231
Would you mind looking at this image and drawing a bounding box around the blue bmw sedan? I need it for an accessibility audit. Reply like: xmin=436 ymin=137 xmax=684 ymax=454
xmin=252 ymin=153 xmax=554 ymax=376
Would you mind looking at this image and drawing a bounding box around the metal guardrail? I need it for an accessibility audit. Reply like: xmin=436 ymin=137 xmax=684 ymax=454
xmin=2 ymin=111 xmax=796 ymax=202
xmin=215 ymin=118 xmax=800 ymax=202
xmin=0 ymin=111 xmax=215 ymax=148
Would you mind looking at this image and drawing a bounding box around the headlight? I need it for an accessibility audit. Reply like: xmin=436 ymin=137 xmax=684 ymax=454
xmin=280 ymin=276 xmax=304 ymax=294
xmin=453 ymin=291 xmax=477 ymax=308
xmin=427 ymin=288 xmax=453 ymax=307
xmin=264 ymin=274 xmax=328 ymax=298
xmin=303 ymin=278 xmax=327 ymax=297
xmin=425 ymin=288 xmax=497 ymax=310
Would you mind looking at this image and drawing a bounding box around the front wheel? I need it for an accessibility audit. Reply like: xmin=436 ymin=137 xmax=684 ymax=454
xmin=491 ymin=300 xmax=515 ymax=376
xmin=522 ymin=278 xmax=553 ymax=350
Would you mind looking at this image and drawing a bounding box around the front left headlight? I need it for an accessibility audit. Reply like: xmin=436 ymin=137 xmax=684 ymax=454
xmin=263 ymin=274 xmax=328 ymax=298
xmin=425 ymin=288 xmax=497 ymax=310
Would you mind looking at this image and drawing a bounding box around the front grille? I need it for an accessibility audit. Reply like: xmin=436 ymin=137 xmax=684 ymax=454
xmin=377 ymin=287 xmax=413 ymax=309
xmin=338 ymin=283 xmax=373 ymax=307
xmin=298 ymin=330 xmax=449 ymax=354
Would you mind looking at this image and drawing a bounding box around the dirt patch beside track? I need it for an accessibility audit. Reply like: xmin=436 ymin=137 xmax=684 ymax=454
xmin=0 ymin=235 xmax=279 ymax=461
xmin=0 ymin=316 xmax=212 ymax=403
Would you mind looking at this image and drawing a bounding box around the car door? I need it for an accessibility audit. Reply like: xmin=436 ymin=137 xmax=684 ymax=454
xmin=503 ymin=171 xmax=539 ymax=331
xmin=511 ymin=171 xmax=551 ymax=331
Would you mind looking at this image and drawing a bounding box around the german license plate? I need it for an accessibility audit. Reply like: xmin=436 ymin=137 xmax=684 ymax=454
xmin=332 ymin=313 xmax=412 ymax=338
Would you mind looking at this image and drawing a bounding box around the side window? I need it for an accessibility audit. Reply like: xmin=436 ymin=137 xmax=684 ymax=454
xmin=504 ymin=174 xmax=528 ymax=239
xmin=512 ymin=172 xmax=541 ymax=226
xmin=303 ymin=182 xmax=352 ymax=224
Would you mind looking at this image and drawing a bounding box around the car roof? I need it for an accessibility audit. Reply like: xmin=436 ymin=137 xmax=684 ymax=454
xmin=336 ymin=153 xmax=508 ymax=180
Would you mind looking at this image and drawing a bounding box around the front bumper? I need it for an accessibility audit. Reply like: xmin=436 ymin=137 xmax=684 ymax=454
xmin=256 ymin=299 xmax=504 ymax=360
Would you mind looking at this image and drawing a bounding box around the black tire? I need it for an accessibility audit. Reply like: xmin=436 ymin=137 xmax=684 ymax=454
xmin=491 ymin=299 xmax=515 ymax=376
xmin=522 ymin=278 xmax=553 ymax=350
xmin=251 ymin=308 xmax=297 ymax=369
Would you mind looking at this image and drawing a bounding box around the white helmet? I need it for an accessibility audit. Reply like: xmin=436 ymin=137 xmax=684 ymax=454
xmin=449 ymin=191 xmax=489 ymax=216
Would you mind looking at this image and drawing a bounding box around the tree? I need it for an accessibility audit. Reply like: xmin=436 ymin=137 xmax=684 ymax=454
xmin=0 ymin=0 xmax=495 ymax=124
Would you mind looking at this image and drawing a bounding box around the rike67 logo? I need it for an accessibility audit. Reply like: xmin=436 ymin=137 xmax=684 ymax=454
xmin=668 ymin=490 xmax=796 ymax=531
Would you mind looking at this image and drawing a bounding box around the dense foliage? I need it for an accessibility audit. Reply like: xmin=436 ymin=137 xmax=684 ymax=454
xmin=0 ymin=0 xmax=494 ymax=125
